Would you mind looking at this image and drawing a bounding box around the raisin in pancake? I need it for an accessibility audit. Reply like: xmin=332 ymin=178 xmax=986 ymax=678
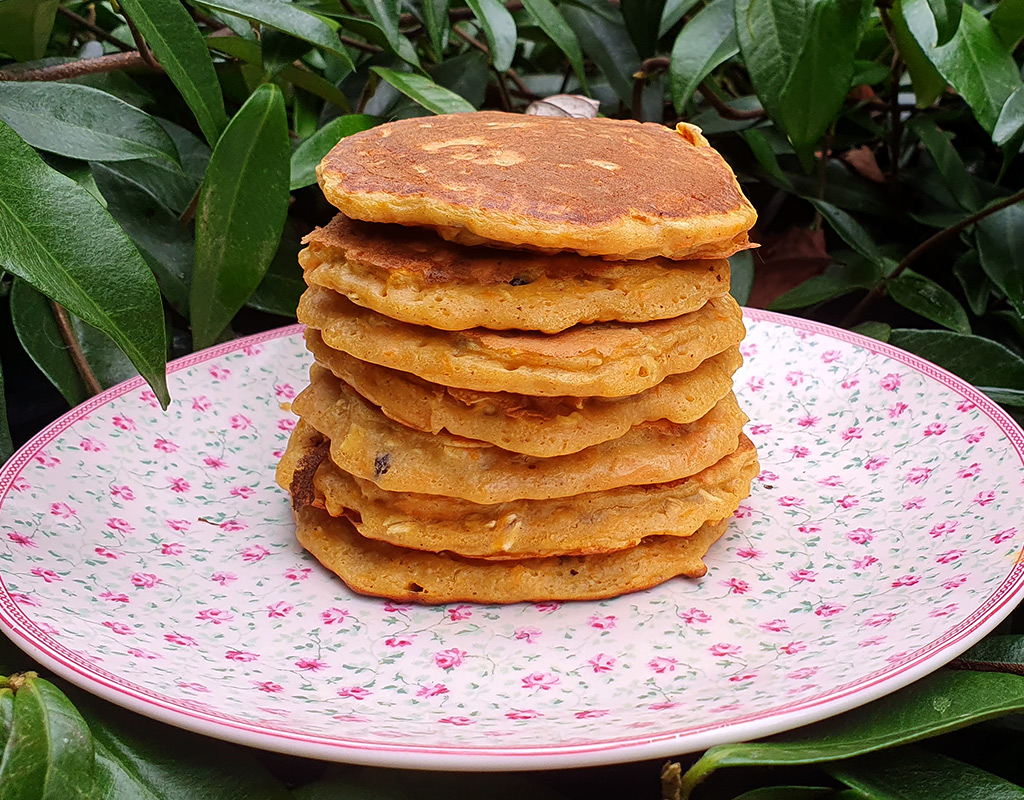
xmin=294 ymin=504 xmax=731 ymax=604
xmin=316 ymin=112 xmax=756 ymax=261
xmin=300 ymin=215 xmax=731 ymax=333
xmin=279 ymin=419 xmax=758 ymax=559
xmin=291 ymin=364 xmax=747 ymax=503
xmin=298 ymin=285 xmax=746 ymax=398
xmin=306 ymin=329 xmax=742 ymax=457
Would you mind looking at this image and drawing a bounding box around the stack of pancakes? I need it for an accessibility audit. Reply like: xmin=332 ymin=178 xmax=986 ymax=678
xmin=277 ymin=111 xmax=759 ymax=604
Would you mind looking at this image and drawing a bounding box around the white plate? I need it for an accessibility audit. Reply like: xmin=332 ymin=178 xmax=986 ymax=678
xmin=1 ymin=310 xmax=1023 ymax=771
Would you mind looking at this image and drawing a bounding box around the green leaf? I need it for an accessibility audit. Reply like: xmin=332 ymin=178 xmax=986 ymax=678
xmin=889 ymin=268 xmax=971 ymax=333
xmin=0 ymin=120 xmax=168 ymax=405
xmin=730 ymin=789 xmax=841 ymax=800
xmin=620 ymin=0 xmax=667 ymax=57
xmin=10 ymin=278 xmax=87 ymax=406
xmin=191 ymin=0 xmax=354 ymax=72
xmin=959 ymin=635 xmax=1024 ymax=669
xmin=743 ymin=128 xmax=791 ymax=187
xmin=293 ymin=768 xmax=571 ymax=800
xmin=72 ymin=693 xmax=291 ymax=800
xmin=0 ymin=360 xmax=12 ymax=465
xmin=92 ymin=164 xmax=194 ymax=317
xmin=775 ymin=0 xmax=871 ymax=157
xmin=768 ymin=259 xmax=879 ymax=309
xmin=729 ymin=250 xmax=754 ymax=305
xmin=0 ymin=0 xmax=58 ymax=61
xmin=421 ymin=0 xmax=451 ymax=58
xmin=0 ymin=82 xmax=180 ymax=165
xmin=827 ymin=746 xmax=1024 ymax=799
xmin=467 ymin=0 xmax=518 ymax=72
xmin=952 ymin=249 xmax=991 ymax=316
xmin=669 ymin=0 xmax=739 ymax=114
xmin=0 ymin=688 xmax=13 ymax=744
xmin=431 ymin=50 xmax=491 ymax=108
xmin=735 ymin=0 xmax=813 ymax=132
xmin=889 ymin=328 xmax=1024 ymax=403
xmin=334 ymin=15 xmax=422 ymax=68
xmin=521 ymin=0 xmax=589 ymax=92
xmin=909 ymin=117 xmax=982 ymax=211
xmin=0 ymin=676 xmax=94 ymax=800
xmin=923 ymin=0 xmax=962 ymax=45
xmin=660 ymin=0 xmax=703 ymax=36
xmin=990 ymin=0 xmax=1024 ymax=49
xmin=191 ymin=84 xmax=290 ymax=349
xmin=117 ymin=0 xmax=228 ymax=146
xmin=290 ymin=114 xmax=377 ymax=190
xmin=994 ymin=86 xmax=1024 ymax=148
xmin=559 ymin=3 xmax=640 ymax=105
xmin=851 ymin=321 xmax=891 ymax=341
xmin=207 ymin=36 xmax=353 ymax=110
xmin=362 ymin=0 xmax=402 ymax=45
xmin=891 ymin=0 xmax=946 ymax=107
xmin=902 ymin=1 xmax=1021 ymax=134
xmin=247 ymin=233 xmax=303 ymax=317
xmin=976 ymin=203 xmax=1024 ymax=318
xmin=678 ymin=670 xmax=1024 ymax=799
xmin=810 ymin=200 xmax=889 ymax=268
xmin=370 ymin=67 xmax=476 ymax=114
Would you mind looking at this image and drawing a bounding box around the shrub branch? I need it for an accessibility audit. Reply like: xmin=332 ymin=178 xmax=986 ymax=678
xmin=843 ymin=188 xmax=1024 ymax=326
xmin=0 ymin=51 xmax=159 ymax=81
xmin=49 ymin=301 xmax=102 ymax=397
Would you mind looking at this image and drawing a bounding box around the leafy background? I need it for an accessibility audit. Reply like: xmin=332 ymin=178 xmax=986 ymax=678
xmin=1 ymin=0 xmax=1024 ymax=796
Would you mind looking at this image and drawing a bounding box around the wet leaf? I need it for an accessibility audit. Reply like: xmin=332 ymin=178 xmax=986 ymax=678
xmin=990 ymin=0 xmax=1024 ymax=49
xmin=909 ymin=117 xmax=982 ymax=211
xmin=922 ymin=0 xmax=962 ymax=45
xmin=247 ymin=234 xmax=304 ymax=317
xmin=678 ymin=670 xmax=1024 ymax=798
xmin=0 ymin=82 xmax=180 ymax=164
xmin=827 ymin=746 xmax=1024 ymax=799
xmin=0 ymin=121 xmax=168 ymax=405
xmin=670 ymin=0 xmax=738 ymax=113
xmin=422 ymin=0 xmax=451 ymax=58
xmin=994 ymin=87 xmax=1024 ymax=148
xmin=0 ymin=676 xmax=94 ymax=800
xmin=975 ymin=203 xmax=1024 ymax=318
xmin=660 ymin=0 xmax=703 ymax=36
xmin=891 ymin=0 xmax=946 ymax=107
xmin=467 ymin=0 xmax=518 ymax=72
xmin=621 ymin=0 xmax=666 ymax=57
xmin=371 ymin=67 xmax=476 ymax=114
xmin=952 ymin=250 xmax=991 ymax=316
xmin=0 ymin=0 xmax=58 ymax=62
xmin=902 ymin=0 xmax=1021 ymax=134
xmin=559 ymin=3 xmax=639 ymax=106
xmin=768 ymin=259 xmax=879 ymax=310
xmin=729 ymin=250 xmax=754 ymax=305
xmin=889 ymin=268 xmax=971 ymax=333
xmin=192 ymin=0 xmax=354 ymax=71
xmin=851 ymin=321 xmax=891 ymax=341
xmin=889 ymin=328 xmax=1024 ymax=404
xmin=810 ymin=200 xmax=891 ymax=271
xmin=191 ymin=84 xmax=290 ymax=349
xmin=730 ymin=789 xmax=845 ymax=800
xmin=522 ymin=0 xmax=589 ymax=92
xmin=118 ymin=0 xmax=228 ymax=145
xmin=333 ymin=14 xmax=422 ymax=68
xmin=958 ymin=635 xmax=1024 ymax=670
xmin=290 ymin=114 xmax=377 ymax=190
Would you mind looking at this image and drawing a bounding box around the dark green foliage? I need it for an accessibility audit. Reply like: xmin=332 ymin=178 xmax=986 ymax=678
xmin=1 ymin=0 xmax=1024 ymax=796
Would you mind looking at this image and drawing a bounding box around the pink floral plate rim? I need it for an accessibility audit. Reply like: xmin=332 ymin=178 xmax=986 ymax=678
xmin=0 ymin=309 xmax=1022 ymax=772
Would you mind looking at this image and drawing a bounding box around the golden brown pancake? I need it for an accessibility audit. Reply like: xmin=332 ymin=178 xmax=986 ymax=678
xmin=316 ymin=112 xmax=756 ymax=260
xmin=300 ymin=215 xmax=731 ymax=333
xmin=294 ymin=504 xmax=731 ymax=604
xmin=278 ymin=418 xmax=758 ymax=559
xmin=291 ymin=364 xmax=748 ymax=503
xmin=306 ymin=329 xmax=743 ymax=457
xmin=297 ymin=285 xmax=746 ymax=398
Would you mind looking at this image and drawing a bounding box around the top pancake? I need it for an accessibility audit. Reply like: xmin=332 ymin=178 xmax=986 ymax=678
xmin=317 ymin=112 xmax=757 ymax=260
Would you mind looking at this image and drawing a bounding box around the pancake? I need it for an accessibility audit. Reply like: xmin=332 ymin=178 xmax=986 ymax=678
xmin=306 ymin=329 xmax=743 ymax=457
xmin=316 ymin=112 xmax=756 ymax=261
xmin=291 ymin=364 xmax=747 ymax=503
xmin=278 ymin=418 xmax=758 ymax=559
xmin=294 ymin=504 xmax=731 ymax=604
xmin=300 ymin=215 xmax=731 ymax=333
xmin=297 ymin=285 xmax=746 ymax=398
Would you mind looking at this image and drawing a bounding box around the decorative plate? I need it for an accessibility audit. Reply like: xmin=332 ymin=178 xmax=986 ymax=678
xmin=1 ymin=311 xmax=1023 ymax=772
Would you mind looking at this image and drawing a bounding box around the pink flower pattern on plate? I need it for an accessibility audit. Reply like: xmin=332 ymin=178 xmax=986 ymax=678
xmin=1 ymin=320 xmax=1022 ymax=761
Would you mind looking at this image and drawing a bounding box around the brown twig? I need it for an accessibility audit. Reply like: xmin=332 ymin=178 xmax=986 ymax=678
xmin=453 ymin=25 xmax=527 ymax=106
xmin=811 ymin=124 xmax=835 ymax=230
xmin=399 ymin=0 xmax=523 ymax=26
xmin=121 ymin=9 xmax=161 ymax=71
xmin=878 ymin=4 xmax=904 ymax=178
xmin=948 ymin=659 xmax=1024 ymax=676
xmin=699 ymin=80 xmax=766 ymax=121
xmin=340 ymin=34 xmax=382 ymax=53
xmin=57 ymin=5 xmax=134 ymax=51
xmin=0 ymin=51 xmax=158 ymax=81
xmin=50 ymin=301 xmax=102 ymax=396
xmin=843 ymin=187 xmax=1024 ymax=326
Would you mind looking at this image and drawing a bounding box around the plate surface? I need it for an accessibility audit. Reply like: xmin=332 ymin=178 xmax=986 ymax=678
xmin=1 ymin=311 xmax=1023 ymax=771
